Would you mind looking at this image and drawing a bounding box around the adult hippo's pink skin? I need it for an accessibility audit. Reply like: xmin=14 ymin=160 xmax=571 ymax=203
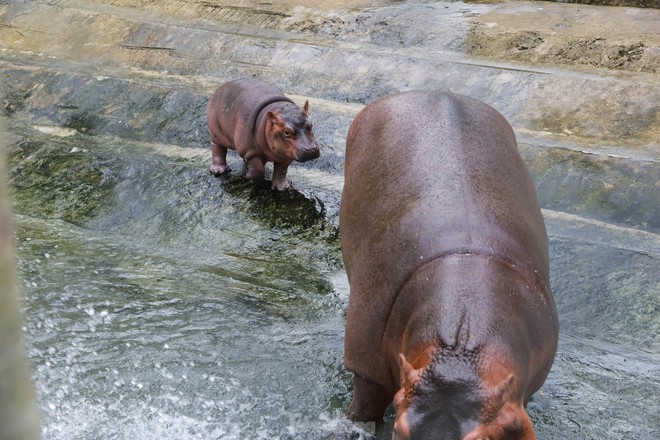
xmin=207 ymin=78 xmax=320 ymax=190
xmin=340 ymin=91 xmax=558 ymax=440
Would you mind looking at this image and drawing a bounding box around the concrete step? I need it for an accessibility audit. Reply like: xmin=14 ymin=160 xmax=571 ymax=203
xmin=2 ymin=0 xmax=659 ymax=151
xmin=3 ymin=54 xmax=658 ymax=233
xmin=4 ymin=118 xmax=658 ymax=356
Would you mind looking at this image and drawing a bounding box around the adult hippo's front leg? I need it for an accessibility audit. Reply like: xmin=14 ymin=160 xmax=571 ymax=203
xmin=346 ymin=375 xmax=393 ymax=423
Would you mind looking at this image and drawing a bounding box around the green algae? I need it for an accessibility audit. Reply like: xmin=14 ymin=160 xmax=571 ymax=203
xmin=7 ymin=137 xmax=120 ymax=226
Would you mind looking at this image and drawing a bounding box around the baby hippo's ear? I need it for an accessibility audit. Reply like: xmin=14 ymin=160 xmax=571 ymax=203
xmin=302 ymin=100 xmax=309 ymax=115
xmin=267 ymin=111 xmax=285 ymax=127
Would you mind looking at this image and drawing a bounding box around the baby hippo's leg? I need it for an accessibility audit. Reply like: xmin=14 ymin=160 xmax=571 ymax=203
xmin=272 ymin=162 xmax=291 ymax=191
xmin=210 ymin=142 xmax=231 ymax=175
xmin=245 ymin=157 xmax=266 ymax=186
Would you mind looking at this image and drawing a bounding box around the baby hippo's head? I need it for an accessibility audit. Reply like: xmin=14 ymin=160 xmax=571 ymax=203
xmin=266 ymin=100 xmax=320 ymax=163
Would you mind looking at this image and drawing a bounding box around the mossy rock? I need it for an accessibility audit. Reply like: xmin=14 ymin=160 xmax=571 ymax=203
xmin=7 ymin=137 xmax=120 ymax=225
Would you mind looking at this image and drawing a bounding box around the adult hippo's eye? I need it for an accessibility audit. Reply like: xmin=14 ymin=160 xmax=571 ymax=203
xmin=283 ymin=128 xmax=293 ymax=138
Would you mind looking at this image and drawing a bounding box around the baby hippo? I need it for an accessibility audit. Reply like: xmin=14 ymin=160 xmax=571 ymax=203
xmin=207 ymin=77 xmax=320 ymax=190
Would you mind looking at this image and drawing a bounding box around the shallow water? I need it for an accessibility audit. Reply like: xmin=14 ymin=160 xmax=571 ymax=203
xmin=16 ymin=204 xmax=660 ymax=440
xmin=3 ymin=0 xmax=659 ymax=437
xmin=17 ymin=214 xmax=359 ymax=439
xmin=9 ymin=130 xmax=658 ymax=440
xmin=9 ymin=129 xmax=361 ymax=439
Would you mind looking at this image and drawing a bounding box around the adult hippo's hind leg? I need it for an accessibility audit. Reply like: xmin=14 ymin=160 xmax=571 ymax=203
xmin=346 ymin=375 xmax=392 ymax=423
xmin=209 ymin=141 xmax=231 ymax=175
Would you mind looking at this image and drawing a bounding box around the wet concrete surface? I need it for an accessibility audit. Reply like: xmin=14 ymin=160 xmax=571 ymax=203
xmin=467 ymin=2 xmax=660 ymax=73
xmin=1 ymin=0 xmax=659 ymax=439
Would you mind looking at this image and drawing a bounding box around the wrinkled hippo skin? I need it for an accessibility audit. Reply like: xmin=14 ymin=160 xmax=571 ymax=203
xmin=207 ymin=77 xmax=320 ymax=190
xmin=340 ymin=91 xmax=559 ymax=440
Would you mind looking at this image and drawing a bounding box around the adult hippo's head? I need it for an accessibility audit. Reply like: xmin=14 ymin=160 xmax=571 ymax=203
xmin=392 ymin=353 xmax=536 ymax=440
xmin=265 ymin=100 xmax=320 ymax=164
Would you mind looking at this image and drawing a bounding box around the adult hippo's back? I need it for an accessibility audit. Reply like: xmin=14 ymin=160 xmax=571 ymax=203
xmin=340 ymin=91 xmax=558 ymax=439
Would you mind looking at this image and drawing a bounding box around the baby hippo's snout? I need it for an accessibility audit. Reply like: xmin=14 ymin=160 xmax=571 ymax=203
xmin=297 ymin=141 xmax=321 ymax=162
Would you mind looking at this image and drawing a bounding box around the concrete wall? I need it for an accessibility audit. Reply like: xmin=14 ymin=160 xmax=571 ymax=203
xmin=0 ymin=120 xmax=41 ymax=440
xmin=545 ymin=0 xmax=658 ymax=8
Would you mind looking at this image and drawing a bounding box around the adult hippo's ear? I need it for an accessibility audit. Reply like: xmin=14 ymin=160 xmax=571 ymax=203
xmin=393 ymin=353 xmax=419 ymax=440
xmin=393 ymin=354 xmax=422 ymax=412
xmin=302 ymin=100 xmax=309 ymax=116
xmin=478 ymin=374 xmax=516 ymax=425
xmin=463 ymin=375 xmax=536 ymax=440
xmin=489 ymin=374 xmax=516 ymax=408
xmin=398 ymin=353 xmax=423 ymax=387
xmin=462 ymin=402 xmax=536 ymax=440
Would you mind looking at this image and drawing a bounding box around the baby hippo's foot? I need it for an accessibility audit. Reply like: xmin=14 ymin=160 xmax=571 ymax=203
xmin=209 ymin=164 xmax=231 ymax=176
xmin=272 ymin=178 xmax=291 ymax=191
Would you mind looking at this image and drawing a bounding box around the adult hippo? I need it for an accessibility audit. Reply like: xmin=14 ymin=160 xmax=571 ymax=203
xmin=340 ymin=91 xmax=558 ymax=439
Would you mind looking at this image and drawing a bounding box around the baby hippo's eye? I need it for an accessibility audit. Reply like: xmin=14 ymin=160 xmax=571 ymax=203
xmin=283 ymin=128 xmax=293 ymax=138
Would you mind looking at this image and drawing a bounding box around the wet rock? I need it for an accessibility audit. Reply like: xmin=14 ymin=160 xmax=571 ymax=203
xmin=1 ymin=62 xmax=210 ymax=147
xmin=2 ymin=1 xmax=658 ymax=146
xmin=551 ymin=236 xmax=659 ymax=350
xmin=4 ymin=122 xmax=341 ymax=272
xmin=7 ymin=134 xmax=120 ymax=226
